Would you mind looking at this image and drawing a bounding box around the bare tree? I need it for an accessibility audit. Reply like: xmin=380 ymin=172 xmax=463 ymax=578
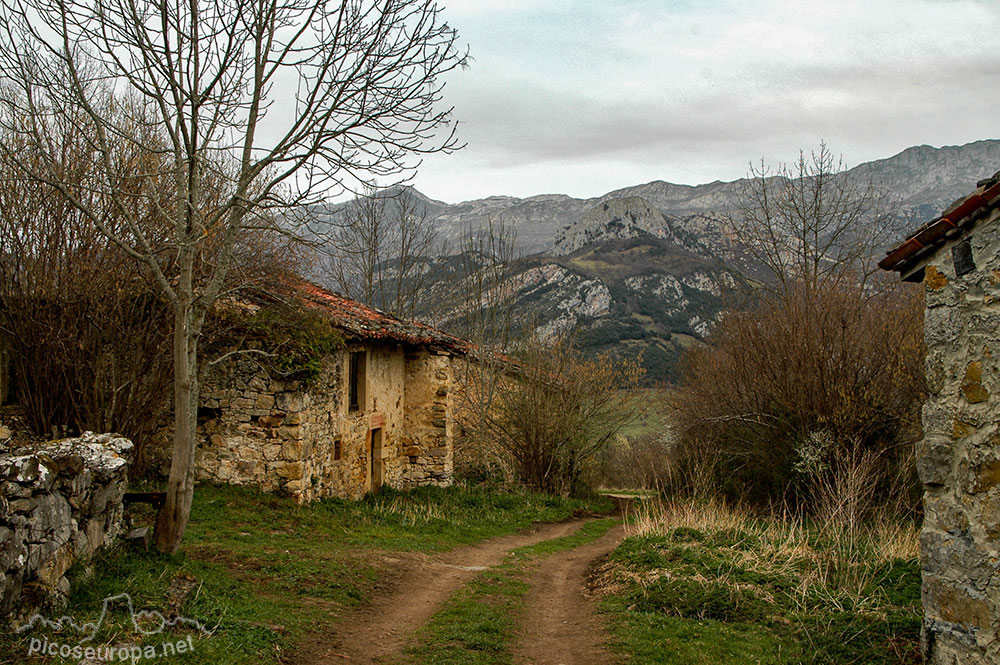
xmin=447 ymin=218 xmax=522 ymax=477
xmin=728 ymin=143 xmax=898 ymax=296
xmin=480 ymin=331 xmax=644 ymax=495
xmin=669 ymin=145 xmax=925 ymax=508
xmin=325 ymin=187 xmax=438 ymax=319
xmin=0 ymin=0 xmax=464 ymax=552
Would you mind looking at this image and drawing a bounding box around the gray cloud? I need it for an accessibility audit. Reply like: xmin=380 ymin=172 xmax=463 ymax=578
xmin=412 ymin=0 xmax=1000 ymax=201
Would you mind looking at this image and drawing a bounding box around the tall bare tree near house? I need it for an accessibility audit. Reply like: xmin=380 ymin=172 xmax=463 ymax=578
xmin=449 ymin=218 xmax=521 ymax=478
xmin=325 ymin=187 xmax=438 ymax=319
xmin=0 ymin=0 xmax=464 ymax=553
xmin=728 ymin=142 xmax=899 ymax=296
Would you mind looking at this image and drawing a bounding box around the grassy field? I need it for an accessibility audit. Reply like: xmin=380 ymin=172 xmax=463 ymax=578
xmin=597 ymin=500 xmax=922 ymax=665
xmin=4 ymin=483 xmax=611 ymax=665
xmin=2 ymin=485 xmax=925 ymax=665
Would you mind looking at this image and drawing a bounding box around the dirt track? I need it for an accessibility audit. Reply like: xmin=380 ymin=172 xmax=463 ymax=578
xmin=299 ymin=519 xmax=587 ymax=664
xmin=513 ymin=523 xmax=625 ymax=665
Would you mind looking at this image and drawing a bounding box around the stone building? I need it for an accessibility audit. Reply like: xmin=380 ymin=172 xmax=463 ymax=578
xmin=880 ymin=171 xmax=1000 ymax=664
xmin=185 ymin=281 xmax=470 ymax=502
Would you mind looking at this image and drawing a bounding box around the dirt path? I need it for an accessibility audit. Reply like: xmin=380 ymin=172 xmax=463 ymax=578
xmin=513 ymin=523 xmax=626 ymax=665
xmin=298 ymin=519 xmax=587 ymax=665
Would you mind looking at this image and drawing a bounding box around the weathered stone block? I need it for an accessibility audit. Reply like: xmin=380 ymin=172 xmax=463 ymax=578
xmin=951 ymin=420 xmax=977 ymax=439
xmin=922 ymin=401 xmax=955 ymax=437
xmin=0 ymin=526 xmax=23 ymax=571
xmin=962 ymin=361 xmax=990 ymax=403
xmin=80 ymin=516 xmax=107 ymax=558
xmin=276 ymin=461 xmax=304 ymax=480
xmin=258 ymin=414 xmax=283 ymax=428
xmin=924 ymin=491 xmax=970 ymax=533
xmin=924 ymin=578 xmax=991 ymax=631
xmin=924 ymin=306 xmax=962 ymax=345
xmin=282 ymin=440 xmax=304 ymax=460
xmin=7 ymin=497 xmax=37 ymax=514
xmin=279 ymin=425 xmax=305 ymax=440
xmin=964 ymin=454 xmax=1000 ymax=494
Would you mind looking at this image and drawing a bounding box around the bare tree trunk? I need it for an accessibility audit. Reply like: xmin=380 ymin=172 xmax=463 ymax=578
xmin=155 ymin=303 xmax=200 ymax=553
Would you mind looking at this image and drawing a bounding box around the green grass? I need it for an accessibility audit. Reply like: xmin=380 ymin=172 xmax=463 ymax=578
xmin=598 ymin=488 xmax=658 ymax=498
xmin=4 ymin=483 xmax=611 ymax=665
xmin=401 ymin=518 xmax=618 ymax=665
xmin=598 ymin=508 xmax=922 ymax=665
xmin=616 ymin=389 xmax=667 ymax=438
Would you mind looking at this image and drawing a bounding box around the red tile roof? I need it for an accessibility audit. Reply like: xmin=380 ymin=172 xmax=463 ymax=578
xmin=880 ymin=170 xmax=1000 ymax=278
xmin=289 ymin=279 xmax=472 ymax=355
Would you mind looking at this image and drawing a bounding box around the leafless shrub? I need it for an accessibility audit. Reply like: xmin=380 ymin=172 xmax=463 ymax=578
xmin=0 ymin=137 xmax=173 ymax=473
xmin=463 ymin=331 xmax=645 ymax=496
xmin=668 ymin=277 xmax=925 ymax=509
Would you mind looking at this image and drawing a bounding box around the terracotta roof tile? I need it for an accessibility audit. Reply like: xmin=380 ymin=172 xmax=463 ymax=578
xmin=880 ymin=170 xmax=1000 ymax=277
xmin=287 ymin=278 xmax=472 ymax=355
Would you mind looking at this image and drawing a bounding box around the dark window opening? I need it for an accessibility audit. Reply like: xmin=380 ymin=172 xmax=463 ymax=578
xmin=197 ymin=406 xmax=221 ymax=424
xmin=953 ymin=237 xmax=976 ymax=277
xmin=348 ymin=351 xmax=366 ymax=412
xmin=334 ymin=439 xmax=342 ymax=461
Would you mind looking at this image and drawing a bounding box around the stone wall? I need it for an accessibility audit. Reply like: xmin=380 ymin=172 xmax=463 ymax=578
xmin=0 ymin=432 xmax=133 ymax=620
xmin=400 ymin=349 xmax=454 ymax=487
xmin=187 ymin=341 xmax=454 ymax=502
xmin=918 ymin=206 xmax=1000 ymax=663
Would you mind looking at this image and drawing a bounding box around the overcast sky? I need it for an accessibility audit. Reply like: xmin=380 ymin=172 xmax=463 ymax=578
xmin=407 ymin=0 xmax=1000 ymax=203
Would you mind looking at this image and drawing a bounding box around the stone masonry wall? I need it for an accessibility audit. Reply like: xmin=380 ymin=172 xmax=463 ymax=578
xmin=400 ymin=349 xmax=454 ymax=487
xmin=189 ymin=342 xmax=454 ymax=502
xmin=0 ymin=432 xmax=133 ymax=620
xmin=918 ymin=207 xmax=1000 ymax=663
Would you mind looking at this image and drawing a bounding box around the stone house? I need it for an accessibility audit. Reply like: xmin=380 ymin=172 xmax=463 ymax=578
xmin=183 ymin=281 xmax=470 ymax=503
xmin=880 ymin=170 xmax=1000 ymax=664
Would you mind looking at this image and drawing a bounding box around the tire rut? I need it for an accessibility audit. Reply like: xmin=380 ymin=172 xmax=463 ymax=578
xmin=296 ymin=518 xmax=589 ymax=665
xmin=513 ymin=523 xmax=625 ymax=665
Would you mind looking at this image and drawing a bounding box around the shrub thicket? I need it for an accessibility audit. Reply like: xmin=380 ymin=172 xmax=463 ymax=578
xmin=666 ymin=280 xmax=925 ymax=512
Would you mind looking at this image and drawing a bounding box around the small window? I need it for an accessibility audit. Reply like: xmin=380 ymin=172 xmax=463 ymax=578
xmin=953 ymin=237 xmax=976 ymax=277
xmin=333 ymin=439 xmax=342 ymax=461
xmin=348 ymin=351 xmax=366 ymax=412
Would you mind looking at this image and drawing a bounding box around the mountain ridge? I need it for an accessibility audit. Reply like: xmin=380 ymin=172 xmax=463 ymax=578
xmin=412 ymin=139 xmax=1000 ymax=254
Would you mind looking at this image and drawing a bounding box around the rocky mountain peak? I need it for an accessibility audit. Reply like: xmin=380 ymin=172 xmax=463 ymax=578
xmin=551 ymin=196 xmax=675 ymax=255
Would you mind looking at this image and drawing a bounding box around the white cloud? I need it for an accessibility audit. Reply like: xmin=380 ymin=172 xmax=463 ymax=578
xmin=410 ymin=0 xmax=1000 ymax=201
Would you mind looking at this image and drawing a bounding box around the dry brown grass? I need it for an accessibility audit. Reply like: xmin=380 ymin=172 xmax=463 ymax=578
xmin=627 ymin=497 xmax=919 ymax=610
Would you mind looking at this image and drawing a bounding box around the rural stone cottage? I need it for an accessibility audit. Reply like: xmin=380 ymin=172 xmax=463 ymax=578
xmin=880 ymin=170 xmax=1000 ymax=664
xmin=177 ymin=281 xmax=469 ymax=503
